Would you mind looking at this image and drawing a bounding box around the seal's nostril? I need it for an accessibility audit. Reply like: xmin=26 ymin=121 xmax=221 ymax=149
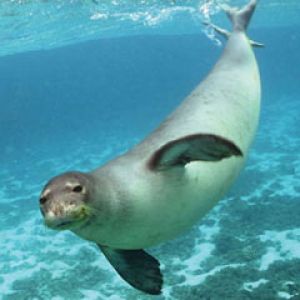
xmin=40 ymin=196 xmax=47 ymax=205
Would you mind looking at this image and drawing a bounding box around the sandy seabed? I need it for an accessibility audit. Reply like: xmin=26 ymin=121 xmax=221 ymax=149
xmin=1 ymin=96 xmax=300 ymax=300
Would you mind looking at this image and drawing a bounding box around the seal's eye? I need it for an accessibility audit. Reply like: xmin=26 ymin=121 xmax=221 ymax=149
xmin=72 ymin=185 xmax=83 ymax=193
xmin=40 ymin=196 xmax=47 ymax=205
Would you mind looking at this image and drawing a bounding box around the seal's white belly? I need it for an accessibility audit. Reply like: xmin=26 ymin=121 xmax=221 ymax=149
xmin=112 ymin=158 xmax=243 ymax=249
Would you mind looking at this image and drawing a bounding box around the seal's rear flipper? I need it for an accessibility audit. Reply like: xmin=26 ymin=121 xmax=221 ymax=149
xmin=148 ymin=134 xmax=243 ymax=171
xmin=204 ymin=22 xmax=264 ymax=48
xmin=204 ymin=0 xmax=263 ymax=47
xmin=98 ymin=245 xmax=163 ymax=295
xmin=223 ymin=0 xmax=257 ymax=32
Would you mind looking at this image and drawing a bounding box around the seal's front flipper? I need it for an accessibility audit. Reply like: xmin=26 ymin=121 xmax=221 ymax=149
xmin=149 ymin=134 xmax=243 ymax=171
xmin=98 ymin=245 xmax=163 ymax=295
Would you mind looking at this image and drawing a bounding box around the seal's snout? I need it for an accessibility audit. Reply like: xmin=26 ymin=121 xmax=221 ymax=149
xmin=39 ymin=171 xmax=92 ymax=230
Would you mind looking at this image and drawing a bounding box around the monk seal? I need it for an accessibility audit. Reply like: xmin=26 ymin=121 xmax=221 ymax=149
xmin=39 ymin=0 xmax=261 ymax=295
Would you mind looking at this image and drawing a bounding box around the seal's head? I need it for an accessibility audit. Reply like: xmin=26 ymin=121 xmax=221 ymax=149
xmin=39 ymin=172 xmax=94 ymax=230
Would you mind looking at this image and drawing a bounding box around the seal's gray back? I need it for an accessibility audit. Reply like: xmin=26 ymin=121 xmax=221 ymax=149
xmin=127 ymin=0 xmax=261 ymax=162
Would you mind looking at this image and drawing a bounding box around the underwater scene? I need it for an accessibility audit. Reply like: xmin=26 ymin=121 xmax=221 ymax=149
xmin=1 ymin=0 xmax=300 ymax=299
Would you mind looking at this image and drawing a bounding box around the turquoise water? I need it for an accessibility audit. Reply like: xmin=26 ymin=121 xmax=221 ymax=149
xmin=1 ymin=0 xmax=300 ymax=299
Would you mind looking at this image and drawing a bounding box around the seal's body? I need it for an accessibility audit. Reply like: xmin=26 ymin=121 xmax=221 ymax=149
xmin=40 ymin=0 xmax=261 ymax=295
xmin=76 ymin=29 xmax=260 ymax=250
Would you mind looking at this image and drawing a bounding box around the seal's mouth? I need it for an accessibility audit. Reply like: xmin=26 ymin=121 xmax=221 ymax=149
xmin=44 ymin=205 xmax=91 ymax=231
xmin=55 ymin=220 xmax=76 ymax=229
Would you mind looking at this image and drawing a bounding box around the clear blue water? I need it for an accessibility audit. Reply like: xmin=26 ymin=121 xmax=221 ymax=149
xmin=1 ymin=1 xmax=300 ymax=299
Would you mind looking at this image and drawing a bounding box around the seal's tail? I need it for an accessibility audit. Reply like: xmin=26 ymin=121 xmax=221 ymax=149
xmin=204 ymin=0 xmax=263 ymax=48
xmin=223 ymin=0 xmax=257 ymax=32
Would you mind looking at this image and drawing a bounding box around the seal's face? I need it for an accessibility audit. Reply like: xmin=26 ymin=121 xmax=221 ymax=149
xmin=39 ymin=172 xmax=93 ymax=230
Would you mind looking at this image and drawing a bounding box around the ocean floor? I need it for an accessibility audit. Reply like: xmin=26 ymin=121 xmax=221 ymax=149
xmin=1 ymin=94 xmax=300 ymax=300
